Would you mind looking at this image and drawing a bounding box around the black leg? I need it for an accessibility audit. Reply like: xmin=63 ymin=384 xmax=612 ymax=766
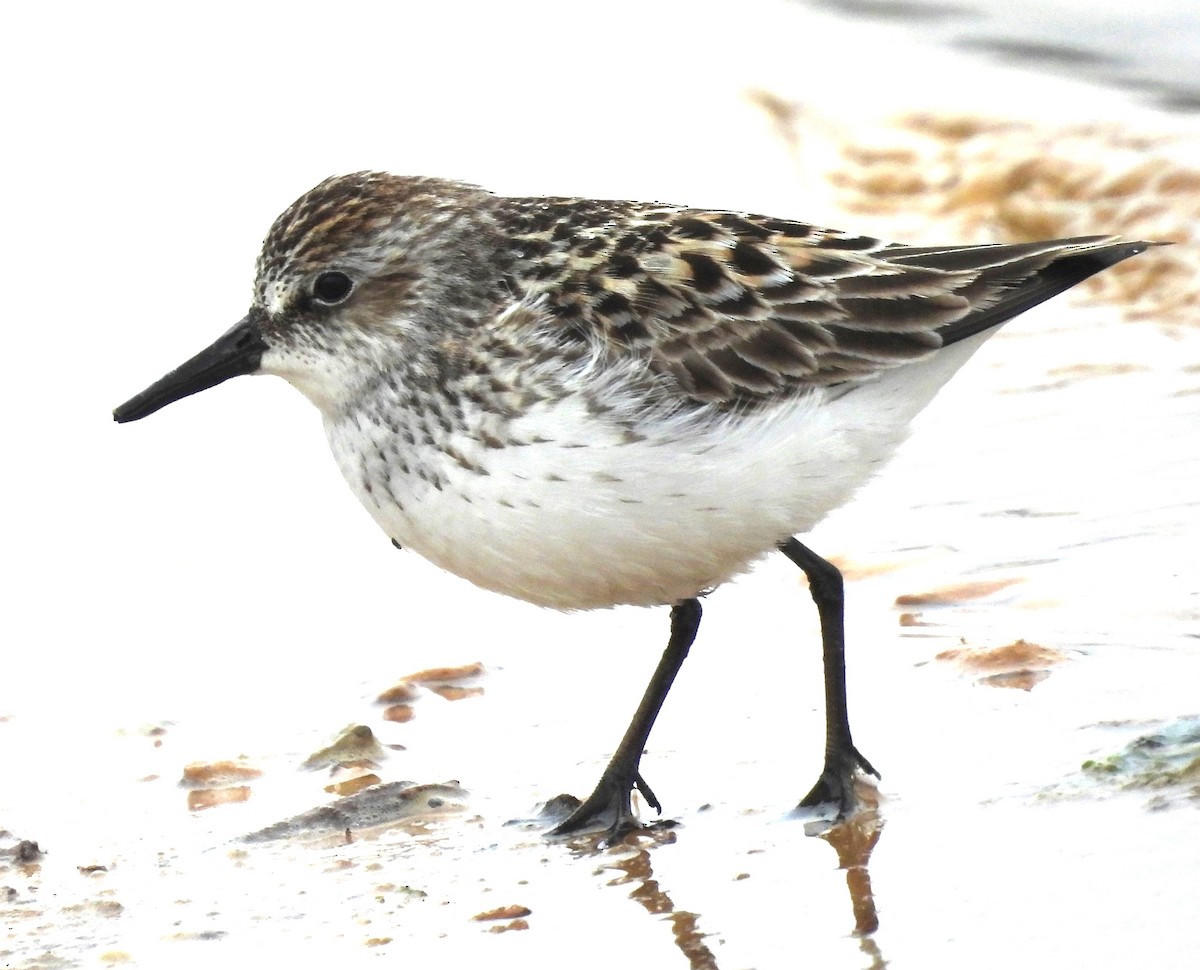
xmin=779 ymin=537 xmax=879 ymax=815
xmin=552 ymin=598 xmax=703 ymax=839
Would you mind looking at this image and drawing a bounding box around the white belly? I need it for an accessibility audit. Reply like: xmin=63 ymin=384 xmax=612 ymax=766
xmin=325 ymin=334 xmax=991 ymax=610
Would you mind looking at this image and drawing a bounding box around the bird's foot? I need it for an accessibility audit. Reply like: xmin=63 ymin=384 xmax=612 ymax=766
xmin=797 ymin=743 xmax=879 ymax=818
xmin=548 ymin=771 xmax=668 ymax=844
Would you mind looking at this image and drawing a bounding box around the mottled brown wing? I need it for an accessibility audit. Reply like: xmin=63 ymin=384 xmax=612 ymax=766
xmin=500 ymin=199 xmax=1151 ymax=404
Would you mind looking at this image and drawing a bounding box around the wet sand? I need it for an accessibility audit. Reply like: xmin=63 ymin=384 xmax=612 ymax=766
xmin=3 ymin=1 xmax=1198 ymax=966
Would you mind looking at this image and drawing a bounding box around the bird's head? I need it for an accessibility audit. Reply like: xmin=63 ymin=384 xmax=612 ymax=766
xmin=114 ymin=172 xmax=502 ymax=423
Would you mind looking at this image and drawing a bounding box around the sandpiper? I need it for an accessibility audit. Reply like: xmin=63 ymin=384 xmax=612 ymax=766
xmin=114 ymin=172 xmax=1155 ymax=838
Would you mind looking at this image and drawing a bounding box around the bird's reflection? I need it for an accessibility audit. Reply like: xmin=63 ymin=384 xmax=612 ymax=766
xmin=568 ymin=786 xmax=887 ymax=970
xmin=812 ymin=782 xmax=887 ymax=967
xmin=595 ymin=828 xmax=721 ymax=970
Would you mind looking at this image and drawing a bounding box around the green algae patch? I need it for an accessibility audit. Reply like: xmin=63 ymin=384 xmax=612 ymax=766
xmin=1078 ymin=716 xmax=1200 ymax=809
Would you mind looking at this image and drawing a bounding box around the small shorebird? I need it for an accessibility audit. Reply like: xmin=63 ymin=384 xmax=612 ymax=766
xmin=114 ymin=172 xmax=1155 ymax=838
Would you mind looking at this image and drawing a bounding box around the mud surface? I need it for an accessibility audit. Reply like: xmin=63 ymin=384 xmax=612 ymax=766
xmin=4 ymin=0 xmax=1198 ymax=966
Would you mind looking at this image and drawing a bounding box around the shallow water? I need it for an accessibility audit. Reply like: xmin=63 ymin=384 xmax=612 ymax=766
xmin=799 ymin=0 xmax=1200 ymax=113
xmin=3 ymin=0 xmax=1199 ymax=967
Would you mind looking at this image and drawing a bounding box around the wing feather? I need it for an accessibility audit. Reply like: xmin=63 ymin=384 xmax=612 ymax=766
xmin=497 ymin=199 xmax=1153 ymax=404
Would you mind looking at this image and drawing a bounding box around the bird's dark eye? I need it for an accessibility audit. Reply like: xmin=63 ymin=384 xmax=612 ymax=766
xmin=312 ymin=271 xmax=354 ymax=306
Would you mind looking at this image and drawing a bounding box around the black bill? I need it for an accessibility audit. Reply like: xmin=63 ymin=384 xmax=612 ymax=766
xmin=113 ymin=313 xmax=268 ymax=423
